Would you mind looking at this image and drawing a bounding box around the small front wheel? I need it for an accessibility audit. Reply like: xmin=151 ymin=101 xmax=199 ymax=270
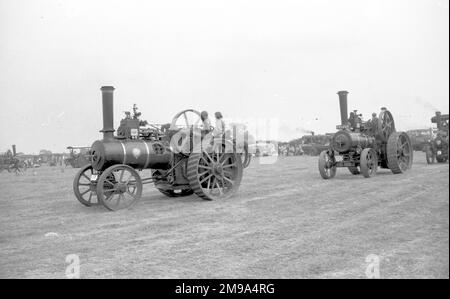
xmin=73 ymin=164 xmax=100 ymax=206
xmin=318 ymin=150 xmax=337 ymax=179
xmin=360 ymin=148 xmax=378 ymax=178
xmin=97 ymin=165 xmax=143 ymax=211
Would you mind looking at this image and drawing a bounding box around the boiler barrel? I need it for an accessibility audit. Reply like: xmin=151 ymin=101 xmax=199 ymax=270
xmin=331 ymin=130 xmax=375 ymax=153
xmin=91 ymin=139 xmax=172 ymax=171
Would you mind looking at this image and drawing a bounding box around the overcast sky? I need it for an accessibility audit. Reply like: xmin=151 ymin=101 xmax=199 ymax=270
xmin=0 ymin=0 xmax=448 ymax=153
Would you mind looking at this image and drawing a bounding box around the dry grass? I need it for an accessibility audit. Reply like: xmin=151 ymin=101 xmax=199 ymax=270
xmin=0 ymin=152 xmax=448 ymax=278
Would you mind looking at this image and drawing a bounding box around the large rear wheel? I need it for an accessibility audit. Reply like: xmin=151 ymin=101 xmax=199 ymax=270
xmin=377 ymin=110 xmax=396 ymax=142
xmin=187 ymin=147 xmax=243 ymax=200
xmin=387 ymin=132 xmax=413 ymax=174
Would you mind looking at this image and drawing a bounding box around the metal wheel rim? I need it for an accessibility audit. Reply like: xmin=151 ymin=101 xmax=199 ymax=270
xmin=378 ymin=110 xmax=396 ymax=141
xmin=74 ymin=165 xmax=100 ymax=206
xmin=97 ymin=165 xmax=142 ymax=211
xmin=199 ymin=150 xmax=240 ymax=199
xmin=188 ymin=139 xmax=243 ymax=200
xmin=170 ymin=109 xmax=202 ymax=130
xmin=397 ymin=134 xmax=412 ymax=171
xmin=361 ymin=149 xmax=378 ymax=176
xmin=319 ymin=151 xmax=336 ymax=179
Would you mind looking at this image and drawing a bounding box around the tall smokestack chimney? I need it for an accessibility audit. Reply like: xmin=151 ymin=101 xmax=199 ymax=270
xmin=100 ymin=86 xmax=115 ymax=140
xmin=434 ymin=111 xmax=442 ymax=128
xmin=12 ymin=144 xmax=16 ymax=156
xmin=337 ymin=91 xmax=349 ymax=126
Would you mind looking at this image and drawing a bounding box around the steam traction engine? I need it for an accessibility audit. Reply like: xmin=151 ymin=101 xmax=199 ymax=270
xmin=0 ymin=145 xmax=27 ymax=174
xmin=425 ymin=111 xmax=449 ymax=164
xmin=73 ymin=86 xmax=247 ymax=211
xmin=318 ymin=91 xmax=413 ymax=179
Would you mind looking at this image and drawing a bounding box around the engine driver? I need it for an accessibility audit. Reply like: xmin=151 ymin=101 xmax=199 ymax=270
xmin=200 ymin=111 xmax=212 ymax=136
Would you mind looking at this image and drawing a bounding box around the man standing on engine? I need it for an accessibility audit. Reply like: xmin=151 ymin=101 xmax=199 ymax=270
xmin=213 ymin=111 xmax=226 ymax=152
xmin=369 ymin=112 xmax=379 ymax=134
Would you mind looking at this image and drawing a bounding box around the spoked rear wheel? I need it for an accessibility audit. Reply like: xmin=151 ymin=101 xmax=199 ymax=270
xmin=387 ymin=132 xmax=413 ymax=174
xmin=187 ymin=147 xmax=243 ymax=200
xmin=73 ymin=165 xmax=101 ymax=206
xmin=318 ymin=150 xmax=337 ymax=179
xmin=360 ymin=148 xmax=378 ymax=178
xmin=96 ymin=165 xmax=143 ymax=211
xmin=377 ymin=110 xmax=396 ymax=142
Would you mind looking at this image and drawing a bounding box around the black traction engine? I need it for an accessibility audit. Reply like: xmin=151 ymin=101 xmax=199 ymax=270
xmin=318 ymin=90 xmax=413 ymax=179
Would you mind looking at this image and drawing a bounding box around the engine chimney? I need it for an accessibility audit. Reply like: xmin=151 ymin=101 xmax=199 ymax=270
xmin=12 ymin=144 xmax=16 ymax=156
xmin=100 ymin=86 xmax=115 ymax=140
xmin=337 ymin=91 xmax=349 ymax=126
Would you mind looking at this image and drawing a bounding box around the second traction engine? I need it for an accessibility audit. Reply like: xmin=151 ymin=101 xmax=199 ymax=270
xmin=318 ymin=90 xmax=413 ymax=179
xmin=425 ymin=111 xmax=449 ymax=164
xmin=73 ymin=86 xmax=247 ymax=211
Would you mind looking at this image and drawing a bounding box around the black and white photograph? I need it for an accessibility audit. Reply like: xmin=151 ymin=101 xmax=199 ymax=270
xmin=0 ymin=0 xmax=448 ymax=284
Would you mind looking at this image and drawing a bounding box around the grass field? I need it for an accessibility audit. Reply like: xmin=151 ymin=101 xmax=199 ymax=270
xmin=0 ymin=152 xmax=448 ymax=278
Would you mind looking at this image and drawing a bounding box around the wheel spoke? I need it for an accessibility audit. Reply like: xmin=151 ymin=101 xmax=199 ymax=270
xmin=223 ymin=176 xmax=234 ymax=186
xmin=104 ymin=192 xmax=115 ymax=202
xmin=223 ymin=170 xmax=233 ymax=177
xmin=215 ymin=180 xmax=223 ymax=195
xmin=200 ymin=173 xmax=213 ymax=184
xmin=199 ymin=170 xmax=210 ymax=177
xmin=126 ymin=189 xmax=138 ymax=199
xmin=219 ymin=152 xmax=228 ymax=163
xmin=105 ymin=179 xmax=115 ymax=186
xmin=209 ymin=177 xmax=216 ymax=193
xmin=183 ymin=112 xmax=189 ymax=127
xmin=117 ymin=193 xmax=124 ymax=205
xmin=206 ymin=176 xmax=212 ymax=190
xmin=198 ymin=165 xmax=212 ymax=170
xmin=203 ymin=151 xmax=214 ymax=163
xmin=222 ymin=163 xmax=236 ymax=169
